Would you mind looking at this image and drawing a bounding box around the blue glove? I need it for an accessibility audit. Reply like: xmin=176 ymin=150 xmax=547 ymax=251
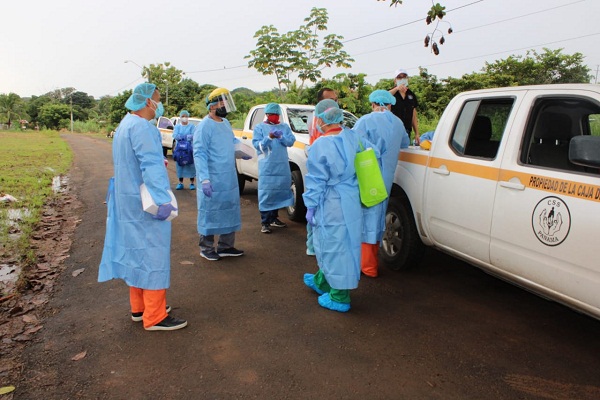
xmin=153 ymin=203 xmax=177 ymax=220
xmin=306 ymin=208 xmax=316 ymax=226
xmin=241 ymin=155 xmax=252 ymax=160
xmin=272 ymin=130 xmax=282 ymax=139
xmin=202 ymin=182 xmax=213 ymax=197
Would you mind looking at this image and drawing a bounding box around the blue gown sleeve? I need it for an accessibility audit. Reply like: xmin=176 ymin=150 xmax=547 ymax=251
xmin=173 ymin=125 xmax=184 ymax=141
xmin=193 ymin=121 xmax=211 ymax=182
xmin=303 ymin=140 xmax=334 ymax=209
xmin=252 ymin=124 xmax=272 ymax=155
xmin=279 ymin=124 xmax=296 ymax=147
xmin=130 ymin=122 xmax=171 ymax=205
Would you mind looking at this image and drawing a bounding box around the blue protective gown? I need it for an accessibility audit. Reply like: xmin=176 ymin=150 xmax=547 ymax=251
xmin=252 ymin=122 xmax=295 ymax=212
xmin=173 ymin=123 xmax=196 ymax=178
xmin=193 ymin=117 xmax=242 ymax=235
xmin=98 ymin=113 xmax=173 ymax=290
xmin=354 ymin=110 xmax=407 ymax=243
xmin=302 ymin=128 xmax=363 ymax=290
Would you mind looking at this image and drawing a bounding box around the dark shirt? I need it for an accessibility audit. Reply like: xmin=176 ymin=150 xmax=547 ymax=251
xmin=391 ymin=89 xmax=418 ymax=134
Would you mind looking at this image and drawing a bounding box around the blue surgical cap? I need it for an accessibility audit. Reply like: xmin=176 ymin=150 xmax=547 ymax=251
xmin=265 ymin=103 xmax=281 ymax=115
xmin=180 ymin=110 xmax=190 ymax=117
xmin=315 ymin=99 xmax=343 ymax=125
xmin=369 ymin=89 xmax=396 ymax=106
xmin=125 ymin=83 xmax=157 ymax=111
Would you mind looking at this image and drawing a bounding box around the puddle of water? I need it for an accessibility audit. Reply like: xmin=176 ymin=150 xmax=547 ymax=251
xmin=0 ymin=263 xmax=20 ymax=286
xmin=52 ymin=175 xmax=69 ymax=193
xmin=6 ymin=208 xmax=31 ymax=222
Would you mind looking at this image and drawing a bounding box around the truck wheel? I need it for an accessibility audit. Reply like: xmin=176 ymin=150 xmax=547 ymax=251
xmin=381 ymin=196 xmax=424 ymax=270
xmin=286 ymin=169 xmax=306 ymax=222
xmin=237 ymin=171 xmax=246 ymax=195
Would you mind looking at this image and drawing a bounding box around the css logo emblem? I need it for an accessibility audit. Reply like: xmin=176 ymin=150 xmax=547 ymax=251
xmin=370 ymin=188 xmax=379 ymax=195
xmin=531 ymin=196 xmax=571 ymax=246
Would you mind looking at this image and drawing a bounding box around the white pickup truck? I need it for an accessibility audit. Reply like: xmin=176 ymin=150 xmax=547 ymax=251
xmin=381 ymin=84 xmax=600 ymax=320
xmin=234 ymin=104 xmax=358 ymax=221
xmin=157 ymin=116 xmax=203 ymax=156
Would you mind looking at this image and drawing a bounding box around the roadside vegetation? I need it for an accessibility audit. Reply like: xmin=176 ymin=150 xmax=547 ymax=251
xmin=0 ymin=130 xmax=72 ymax=267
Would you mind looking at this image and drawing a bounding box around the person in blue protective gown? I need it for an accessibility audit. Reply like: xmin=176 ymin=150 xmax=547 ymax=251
xmin=193 ymin=87 xmax=250 ymax=262
xmin=98 ymin=82 xmax=187 ymax=331
xmin=252 ymin=102 xmax=296 ymax=234
xmin=173 ymin=110 xmax=196 ymax=190
xmin=353 ymin=89 xmax=408 ymax=278
xmin=302 ymin=99 xmax=367 ymax=313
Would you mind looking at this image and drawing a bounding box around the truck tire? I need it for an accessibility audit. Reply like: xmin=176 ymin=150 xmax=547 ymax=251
xmin=381 ymin=196 xmax=425 ymax=270
xmin=237 ymin=171 xmax=246 ymax=195
xmin=286 ymin=169 xmax=306 ymax=222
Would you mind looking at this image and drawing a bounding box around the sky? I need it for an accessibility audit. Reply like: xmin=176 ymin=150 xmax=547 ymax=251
xmin=2 ymin=0 xmax=599 ymax=99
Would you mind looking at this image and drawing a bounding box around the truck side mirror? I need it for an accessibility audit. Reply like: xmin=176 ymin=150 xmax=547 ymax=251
xmin=569 ymin=136 xmax=600 ymax=168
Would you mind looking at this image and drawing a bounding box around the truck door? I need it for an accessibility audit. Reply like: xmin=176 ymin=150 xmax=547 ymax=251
xmin=490 ymin=92 xmax=600 ymax=316
xmin=238 ymin=107 xmax=264 ymax=179
xmin=423 ymin=97 xmax=514 ymax=263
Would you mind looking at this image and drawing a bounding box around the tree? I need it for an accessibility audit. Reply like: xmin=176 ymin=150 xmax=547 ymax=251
xmin=26 ymin=95 xmax=52 ymax=124
xmin=108 ymin=90 xmax=131 ymax=125
xmin=0 ymin=93 xmax=24 ymax=128
xmin=141 ymin=62 xmax=184 ymax=116
xmin=483 ymin=48 xmax=591 ymax=85
xmin=246 ymin=7 xmax=354 ymax=96
xmin=38 ymin=103 xmax=71 ymax=130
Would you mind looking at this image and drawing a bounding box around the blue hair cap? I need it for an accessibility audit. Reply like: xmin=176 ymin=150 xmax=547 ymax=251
xmin=265 ymin=103 xmax=281 ymax=115
xmin=125 ymin=82 xmax=157 ymax=111
xmin=369 ymin=89 xmax=396 ymax=106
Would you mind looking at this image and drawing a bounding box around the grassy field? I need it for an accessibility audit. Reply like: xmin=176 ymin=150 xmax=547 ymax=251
xmin=0 ymin=130 xmax=73 ymax=263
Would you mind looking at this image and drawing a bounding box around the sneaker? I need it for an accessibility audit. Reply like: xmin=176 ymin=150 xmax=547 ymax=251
xmin=270 ymin=218 xmax=287 ymax=228
xmin=200 ymin=249 xmax=221 ymax=261
xmin=217 ymin=247 xmax=244 ymax=257
xmin=189 ymin=183 xmax=196 ymax=190
xmin=144 ymin=315 xmax=188 ymax=331
xmin=261 ymin=224 xmax=272 ymax=234
xmin=175 ymin=183 xmax=184 ymax=190
xmin=131 ymin=305 xmax=172 ymax=322
xmin=303 ymin=273 xmax=325 ymax=295
xmin=318 ymin=293 xmax=350 ymax=313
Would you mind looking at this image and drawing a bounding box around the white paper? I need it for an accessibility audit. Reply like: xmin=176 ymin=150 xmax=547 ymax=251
xmin=140 ymin=183 xmax=178 ymax=221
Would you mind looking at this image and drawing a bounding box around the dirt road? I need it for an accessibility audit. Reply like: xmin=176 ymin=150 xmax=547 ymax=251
xmin=12 ymin=133 xmax=600 ymax=399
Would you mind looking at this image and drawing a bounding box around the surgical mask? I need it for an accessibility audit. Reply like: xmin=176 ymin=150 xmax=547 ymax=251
xmin=266 ymin=115 xmax=280 ymax=125
xmin=180 ymin=117 xmax=188 ymax=124
xmin=316 ymin=123 xmax=325 ymax=134
xmin=215 ymin=107 xmax=228 ymax=118
xmin=396 ymin=78 xmax=408 ymax=87
xmin=150 ymin=99 xmax=164 ymax=119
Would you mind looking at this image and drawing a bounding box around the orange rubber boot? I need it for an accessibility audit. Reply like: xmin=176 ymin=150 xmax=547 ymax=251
xmin=361 ymin=242 xmax=379 ymax=278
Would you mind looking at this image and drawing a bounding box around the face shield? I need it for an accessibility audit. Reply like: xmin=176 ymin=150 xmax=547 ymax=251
xmin=211 ymin=92 xmax=237 ymax=113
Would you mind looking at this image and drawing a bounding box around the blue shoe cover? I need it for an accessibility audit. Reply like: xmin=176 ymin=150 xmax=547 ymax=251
xmin=176 ymin=183 xmax=184 ymax=190
xmin=303 ymin=273 xmax=325 ymax=295
xmin=189 ymin=184 xmax=196 ymax=190
xmin=318 ymin=293 xmax=350 ymax=313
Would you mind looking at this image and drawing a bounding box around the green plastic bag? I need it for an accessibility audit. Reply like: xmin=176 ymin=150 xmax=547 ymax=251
xmin=355 ymin=141 xmax=388 ymax=207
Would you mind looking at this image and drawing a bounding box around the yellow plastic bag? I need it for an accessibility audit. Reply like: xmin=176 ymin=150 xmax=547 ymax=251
xmin=355 ymin=142 xmax=388 ymax=207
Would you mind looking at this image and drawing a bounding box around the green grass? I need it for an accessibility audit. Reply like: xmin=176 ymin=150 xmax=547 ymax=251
xmin=0 ymin=130 xmax=73 ymax=263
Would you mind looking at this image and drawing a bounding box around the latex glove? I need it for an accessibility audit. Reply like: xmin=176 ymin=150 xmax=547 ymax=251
xmin=306 ymin=208 xmax=316 ymax=226
xmin=153 ymin=203 xmax=177 ymax=220
xmin=202 ymin=182 xmax=213 ymax=197
xmin=241 ymin=155 xmax=252 ymax=160
xmin=269 ymin=130 xmax=282 ymax=139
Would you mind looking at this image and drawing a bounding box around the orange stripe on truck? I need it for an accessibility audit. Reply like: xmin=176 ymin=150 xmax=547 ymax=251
xmin=401 ymin=154 xmax=600 ymax=203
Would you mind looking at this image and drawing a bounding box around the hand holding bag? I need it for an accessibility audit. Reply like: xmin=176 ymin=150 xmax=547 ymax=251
xmin=355 ymin=141 xmax=388 ymax=207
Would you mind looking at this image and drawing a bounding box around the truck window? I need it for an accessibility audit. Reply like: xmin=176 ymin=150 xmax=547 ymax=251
xmin=157 ymin=116 xmax=174 ymax=130
xmin=287 ymin=109 xmax=312 ymax=134
xmin=522 ymin=96 xmax=600 ymax=174
xmin=249 ymin=108 xmax=266 ymax=130
xmin=450 ymin=98 xmax=513 ymax=159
